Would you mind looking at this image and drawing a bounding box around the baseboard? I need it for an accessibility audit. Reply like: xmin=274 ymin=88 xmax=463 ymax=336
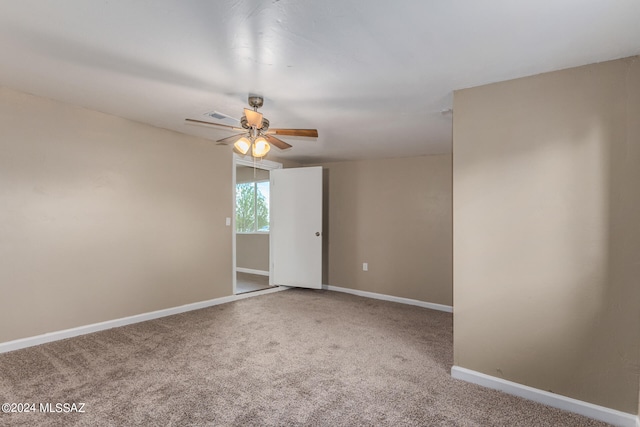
xmin=236 ymin=267 xmax=269 ymax=276
xmin=451 ymin=366 xmax=638 ymax=427
xmin=323 ymin=284 xmax=453 ymax=313
xmin=0 ymin=286 xmax=289 ymax=354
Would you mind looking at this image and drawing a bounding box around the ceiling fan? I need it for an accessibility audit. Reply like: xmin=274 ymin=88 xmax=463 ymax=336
xmin=185 ymin=96 xmax=318 ymax=158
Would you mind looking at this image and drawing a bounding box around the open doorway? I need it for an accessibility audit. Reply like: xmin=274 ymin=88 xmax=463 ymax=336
xmin=233 ymin=156 xmax=282 ymax=294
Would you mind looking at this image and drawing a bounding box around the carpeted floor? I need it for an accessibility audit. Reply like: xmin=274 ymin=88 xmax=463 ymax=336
xmin=0 ymin=289 xmax=611 ymax=426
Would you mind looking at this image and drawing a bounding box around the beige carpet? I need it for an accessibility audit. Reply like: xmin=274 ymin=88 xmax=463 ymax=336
xmin=0 ymin=289 xmax=610 ymax=426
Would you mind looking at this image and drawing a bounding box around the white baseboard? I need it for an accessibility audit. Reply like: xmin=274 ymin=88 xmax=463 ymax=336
xmin=236 ymin=267 xmax=269 ymax=276
xmin=323 ymin=284 xmax=453 ymax=313
xmin=0 ymin=286 xmax=288 ymax=354
xmin=451 ymin=366 xmax=639 ymax=427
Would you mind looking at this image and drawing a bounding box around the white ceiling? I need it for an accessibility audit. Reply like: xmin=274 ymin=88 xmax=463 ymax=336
xmin=1 ymin=1 xmax=639 ymax=163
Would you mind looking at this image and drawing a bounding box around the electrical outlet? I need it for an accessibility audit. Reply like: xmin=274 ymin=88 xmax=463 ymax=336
xmin=362 ymin=262 xmax=368 ymax=271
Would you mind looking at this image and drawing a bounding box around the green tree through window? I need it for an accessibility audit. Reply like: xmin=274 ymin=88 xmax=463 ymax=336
xmin=236 ymin=181 xmax=269 ymax=232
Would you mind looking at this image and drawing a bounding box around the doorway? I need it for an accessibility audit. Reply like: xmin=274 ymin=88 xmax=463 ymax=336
xmin=233 ymin=155 xmax=282 ymax=294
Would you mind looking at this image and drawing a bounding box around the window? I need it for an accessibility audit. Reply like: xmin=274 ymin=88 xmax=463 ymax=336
xmin=236 ymin=180 xmax=270 ymax=232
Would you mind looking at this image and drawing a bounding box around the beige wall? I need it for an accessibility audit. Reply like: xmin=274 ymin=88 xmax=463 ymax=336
xmin=236 ymin=233 xmax=269 ymax=272
xmin=321 ymin=155 xmax=452 ymax=305
xmin=0 ymin=87 xmax=234 ymax=343
xmin=453 ymin=57 xmax=640 ymax=413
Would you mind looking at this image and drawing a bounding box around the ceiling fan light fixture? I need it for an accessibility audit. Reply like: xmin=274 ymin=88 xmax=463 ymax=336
xmin=252 ymin=137 xmax=270 ymax=157
xmin=234 ymin=137 xmax=251 ymax=155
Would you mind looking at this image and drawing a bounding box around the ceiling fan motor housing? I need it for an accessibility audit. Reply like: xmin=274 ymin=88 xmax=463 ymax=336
xmin=248 ymin=95 xmax=264 ymax=109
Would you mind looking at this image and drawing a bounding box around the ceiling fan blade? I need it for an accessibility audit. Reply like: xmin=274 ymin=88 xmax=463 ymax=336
xmin=244 ymin=108 xmax=263 ymax=128
xmin=268 ymin=128 xmax=318 ymax=138
xmin=264 ymin=134 xmax=292 ymax=150
xmin=216 ymin=133 xmax=247 ymax=145
xmin=185 ymin=118 xmax=245 ymax=131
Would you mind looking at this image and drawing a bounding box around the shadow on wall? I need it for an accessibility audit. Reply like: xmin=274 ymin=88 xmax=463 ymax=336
xmin=322 ymin=168 xmax=330 ymax=285
xmin=320 ymin=162 xmax=362 ymax=289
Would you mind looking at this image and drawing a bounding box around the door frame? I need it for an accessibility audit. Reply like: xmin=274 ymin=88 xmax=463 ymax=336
xmin=232 ymin=154 xmax=283 ymax=295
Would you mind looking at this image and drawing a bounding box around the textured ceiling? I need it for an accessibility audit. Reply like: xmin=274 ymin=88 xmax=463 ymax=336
xmin=1 ymin=1 xmax=639 ymax=163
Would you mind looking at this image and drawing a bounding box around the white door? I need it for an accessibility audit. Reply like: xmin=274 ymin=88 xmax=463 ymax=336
xmin=270 ymin=167 xmax=322 ymax=289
